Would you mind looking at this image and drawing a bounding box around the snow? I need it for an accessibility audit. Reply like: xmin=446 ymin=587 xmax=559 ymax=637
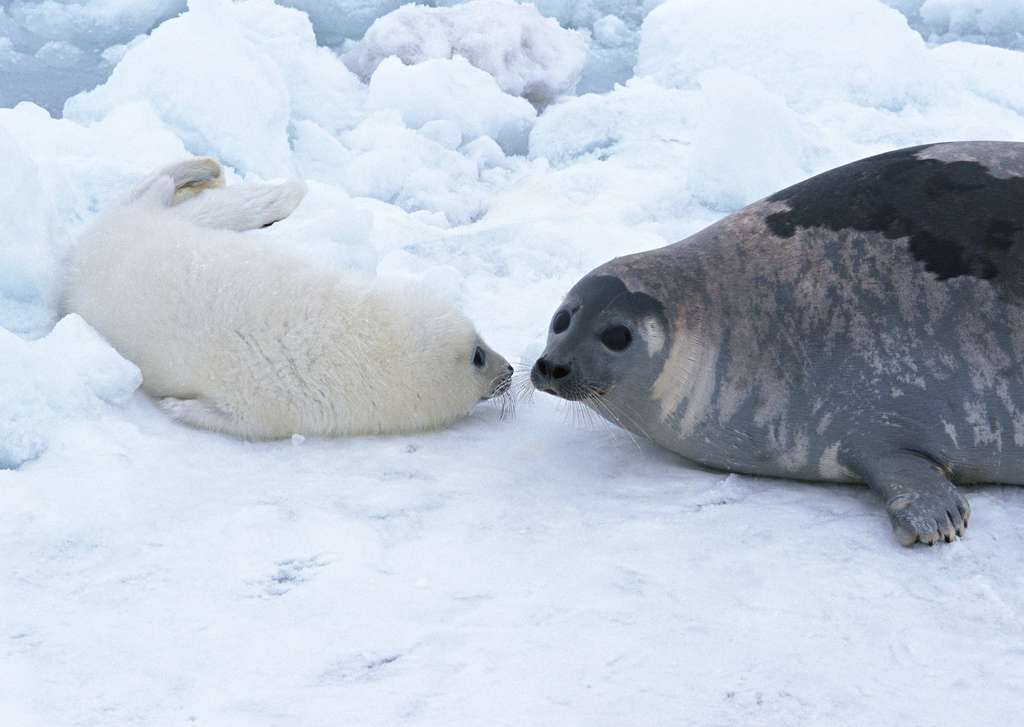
xmin=276 ymin=0 xmax=405 ymax=47
xmin=367 ymin=55 xmax=537 ymax=155
xmin=64 ymin=0 xmax=368 ymax=179
xmin=0 ymin=1 xmax=186 ymax=115
xmin=3 ymin=0 xmax=1024 ymax=724
xmin=343 ymin=0 xmax=589 ymax=107
xmin=887 ymin=0 xmax=1024 ymax=48
xmin=0 ymin=314 xmax=141 ymax=469
xmin=0 ymin=101 xmax=188 ymax=338
xmin=639 ymin=0 xmax=934 ymax=109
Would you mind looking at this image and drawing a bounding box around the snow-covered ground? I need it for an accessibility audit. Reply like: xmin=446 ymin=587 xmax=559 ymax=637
xmin=3 ymin=0 xmax=1024 ymax=724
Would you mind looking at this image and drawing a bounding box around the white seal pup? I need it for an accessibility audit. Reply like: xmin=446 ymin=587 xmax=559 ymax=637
xmin=65 ymin=158 xmax=512 ymax=439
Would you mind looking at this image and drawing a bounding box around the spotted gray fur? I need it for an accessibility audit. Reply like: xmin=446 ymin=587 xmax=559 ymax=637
xmin=532 ymin=141 xmax=1024 ymax=546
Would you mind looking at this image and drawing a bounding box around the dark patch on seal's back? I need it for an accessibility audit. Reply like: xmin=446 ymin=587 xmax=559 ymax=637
xmin=764 ymin=144 xmax=1024 ymax=281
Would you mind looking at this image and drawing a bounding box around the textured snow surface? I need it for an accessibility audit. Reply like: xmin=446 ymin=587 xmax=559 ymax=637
xmin=886 ymin=0 xmax=1024 ymax=48
xmin=3 ymin=0 xmax=1024 ymax=724
xmin=343 ymin=0 xmax=589 ymax=107
xmin=366 ymin=55 xmax=538 ymax=155
xmin=0 ymin=314 xmax=141 ymax=469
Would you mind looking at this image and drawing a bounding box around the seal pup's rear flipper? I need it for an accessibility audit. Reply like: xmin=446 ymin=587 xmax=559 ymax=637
xmin=127 ymin=157 xmax=306 ymax=230
xmin=171 ymin=179 xmax=307 ymax=231
xmin=127 ymin=157 xmax=225 ymax=205
xmin=159 ymin=397 xmax=273 ymax=440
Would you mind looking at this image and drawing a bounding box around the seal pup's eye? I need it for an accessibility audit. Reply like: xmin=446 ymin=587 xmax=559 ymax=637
xmin=473 ymin=346 xmax=486 ymax=367
xmin=600 ymin=325 xmax=632 ymax=351
xmin=551 ymin=309 xmax=571 ymax=334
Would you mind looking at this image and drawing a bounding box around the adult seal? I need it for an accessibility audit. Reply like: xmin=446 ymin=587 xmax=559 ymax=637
xmin=531 ymin=141 xmax=1024 ymax=546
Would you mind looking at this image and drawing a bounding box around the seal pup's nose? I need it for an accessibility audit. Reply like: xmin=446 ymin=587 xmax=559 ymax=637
xmin=485 ymin=360 xmax=515 ymax=400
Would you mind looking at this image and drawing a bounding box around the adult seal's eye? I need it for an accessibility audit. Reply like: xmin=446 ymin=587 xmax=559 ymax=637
xmin=551 ymin=309 xmax=571 ymax=334
xmin=473 ymin=346 xmax=486 ymax=367
xmin=600 ymin=325 xmax=632 ymax=351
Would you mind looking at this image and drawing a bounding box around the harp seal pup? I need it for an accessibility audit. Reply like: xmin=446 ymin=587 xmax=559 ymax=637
xmin=65 ymin=158 xmax=512 ymax=439
xmin=531 ymin=141 xmax=1024 ymax=546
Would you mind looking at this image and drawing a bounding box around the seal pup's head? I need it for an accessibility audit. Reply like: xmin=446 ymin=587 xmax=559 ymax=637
xmin=355 ymin=286 xmax=513 ymax=434
xmin=531 ymin=274 xmax=669 ymax=410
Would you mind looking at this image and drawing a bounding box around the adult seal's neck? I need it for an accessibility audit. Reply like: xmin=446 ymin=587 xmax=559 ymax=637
xmin=591 ymin=247 xmax=719 ymax=458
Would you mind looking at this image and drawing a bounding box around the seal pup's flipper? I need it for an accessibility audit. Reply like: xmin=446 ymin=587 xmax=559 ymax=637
xmin=171 ymin=179 xmax=307 ymax=231
xmin=127 ymin=157 xmax=305 ymax=230
xmin=127 ymin=157 xmax=225 ymax=205
xmin=853 ymin=450 xmax=971 ymax=546
xmin=159 ymin=397 xmax=271 ymax=440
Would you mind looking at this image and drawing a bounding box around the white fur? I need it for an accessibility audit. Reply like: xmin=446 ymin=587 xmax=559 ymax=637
xmin=173 ymin=180 xmax=309 ymax=231
xmin=64 ymin=159 xmax=509 ymax=439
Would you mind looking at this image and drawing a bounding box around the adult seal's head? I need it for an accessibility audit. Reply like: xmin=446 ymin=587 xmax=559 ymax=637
xmin=531 ymin=273 xmax=671 ymax=406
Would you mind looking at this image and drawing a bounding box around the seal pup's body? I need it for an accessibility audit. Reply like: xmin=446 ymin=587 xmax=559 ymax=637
xmin=533 ymin=141 xmax=1024 ymax=545
xmin=66 ymin=159 xmax=511 ymax=439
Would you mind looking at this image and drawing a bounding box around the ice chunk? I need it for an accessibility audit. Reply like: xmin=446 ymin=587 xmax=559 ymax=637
xmin=686 ymin=70 xmax=812 ymax=211
xmin=340 ymin=112 xmax=490 ymax=226
xmin=228 ymin=0 xmax=368 ymax=135
xmin=884 ymin=0 xmax=1024 ymax=49
xmin=576 ymin=14 xmax=640 ymax=95
xmin=367 ymin=56 xmax=536 ymax=156
xmin=638 ymin=0 xmax=931 ymax=110
xmin=277 ymin=0 xmax=404 ymax=47
xmin=344 ymin=0 xmax=588 ymax=107
xmin=7 ymin=0 xmax=186 ymax=49
xmin=526 ymin=2 xmax=650 ymax=94
xmin=254 ymin=180 xmax=378 ymax=277
xmin=0 ymin=125 xmax=54 ymax=338
xmin=0 ymin=101 xmax=188 ymax=338
xmin=932 ymin=40 xmax=1024 ymax=117
xmin=419 ymin=120 xmax=464 ymax=150
xmin=0 ymin=315 xmax=141 ymax=469
xmin=63 ymin=0 xmax=291 ymax=178
xmin=65 ymin=0 xmax=365 ymax=178
xmin=920 ymin=0 xmax=1024 ymax=48
xmin=529 ymin=76 xmax=694 ymax=166
xmin=530 ymin=0 xmax=658 ymax=29
xmin=462 ymin=135 xmax=512 ymax=172
xmin=0 ymin=1 xmax=186 ymax=115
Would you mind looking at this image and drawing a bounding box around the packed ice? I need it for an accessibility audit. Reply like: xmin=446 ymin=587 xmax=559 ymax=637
xmin=3 ymin=0 xmax=1024 ymax=724
xmin=0 ymin=314 xmax=141 ymax=469
xmin=887 ymin=0 xmax=1024 ymax=48
xmin=343 ymin=0 xmax=589 ymax=106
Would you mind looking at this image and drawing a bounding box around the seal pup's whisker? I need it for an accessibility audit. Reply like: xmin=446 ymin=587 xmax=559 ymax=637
xmin=510 ymin=368 xmax=536 ymax=405
xmin=485 ymin=372 xmax=517 ymax=421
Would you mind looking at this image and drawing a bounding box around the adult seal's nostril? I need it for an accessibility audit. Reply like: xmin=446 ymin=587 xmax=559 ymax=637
xmin=551 ymin=364 xmax=570 ymax=380
xmin=531 ymin=357 xmax=558 ymax=391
